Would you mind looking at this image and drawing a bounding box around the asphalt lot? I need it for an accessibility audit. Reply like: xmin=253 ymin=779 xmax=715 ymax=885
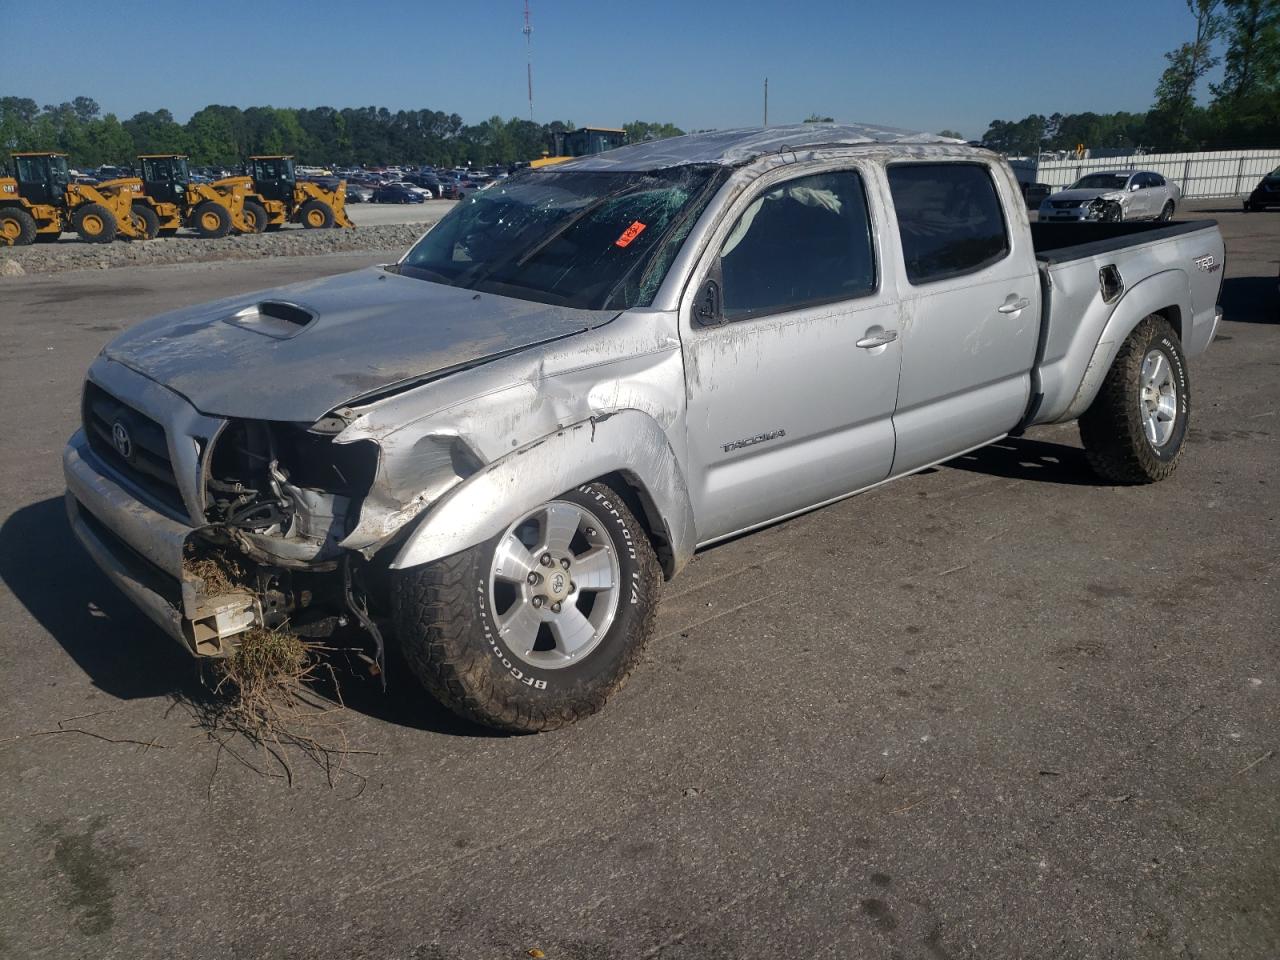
xmin=0 ymin=199 xmax=1277 ymax=959
xmin=346 ymin=198 xmax=457 ymax=227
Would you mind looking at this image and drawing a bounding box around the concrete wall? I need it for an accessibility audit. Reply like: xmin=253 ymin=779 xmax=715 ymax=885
xmin=1009 ymin=149 xmax=1280 ymax=199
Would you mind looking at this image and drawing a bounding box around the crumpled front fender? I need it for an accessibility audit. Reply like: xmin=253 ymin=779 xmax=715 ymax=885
xmin=389 ymin=409 xmax=696 ymax=578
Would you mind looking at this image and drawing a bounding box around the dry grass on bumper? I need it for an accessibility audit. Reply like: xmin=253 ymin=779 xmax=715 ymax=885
xmin=196 ymin=628 xmax=370 ymax=789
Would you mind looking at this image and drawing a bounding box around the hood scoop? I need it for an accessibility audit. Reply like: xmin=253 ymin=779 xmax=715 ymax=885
xmin=224 ymin=300 xmax=317 ymax=339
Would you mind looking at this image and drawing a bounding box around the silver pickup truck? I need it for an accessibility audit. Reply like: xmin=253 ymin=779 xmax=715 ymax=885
xmin=63 ymin=124 xmax=1225 ymax=732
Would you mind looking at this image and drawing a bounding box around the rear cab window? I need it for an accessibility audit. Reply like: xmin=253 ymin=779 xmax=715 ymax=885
xmin=886 ymin=163 xmax=1010 ymax=285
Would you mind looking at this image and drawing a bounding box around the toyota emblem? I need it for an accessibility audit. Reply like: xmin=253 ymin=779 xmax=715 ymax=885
xmin=111 ymin=420 xmax=133 ymax=460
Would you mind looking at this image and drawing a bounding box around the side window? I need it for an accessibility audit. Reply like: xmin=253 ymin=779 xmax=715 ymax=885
xmin=717 ymin=169 xmax=876 ymax=321
xmin=887 ymin=163 xmax=1010 ymax=285
xmin=1149 ymin=173 xmax=1165 ymax=188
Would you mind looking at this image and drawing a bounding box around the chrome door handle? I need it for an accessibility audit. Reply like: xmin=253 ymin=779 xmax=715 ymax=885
xmin=856 ymin=330 xmax=898 ymax=349
xmin=998 ymin=297 xmax=1031 ymax=314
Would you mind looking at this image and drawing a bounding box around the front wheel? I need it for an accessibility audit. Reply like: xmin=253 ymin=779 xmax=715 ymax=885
xmin=73 ymin=203 xmax=118 ymax=243
xmin=0 ymin=206 xmax=38 ymax=245
xmin=299 ymin=199 xmax=335 ymax=228
xmin=132 ymin=204 xmax=160 ymax=240
xmin=241 ymin=200 xmax=268 ymax=234
xmin=392 ymin=483 xmax=661 ymax=732
xmin=1079 ymin=316 xmax=1190 ymax=484
xmin=192 ymin=202 xmax=232 ymax=239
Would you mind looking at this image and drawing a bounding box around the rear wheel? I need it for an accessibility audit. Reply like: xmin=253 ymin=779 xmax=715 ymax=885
xmin=73 ymin=203 xmax=117 ymax=243
xmin=0 ymin=207 xmax=37 ymax=246
xmin=392 ymin=483 xmax=662 ymax=732
xmin=1079 ymin=316 xmax=1190 ymax=484
xmin=192 ymin=202 xmax=232 ymax=239
xmin=1158 ymin=200 xmax=1175 ymax=222
xmin=299 ymin=199 xmax=335 ymax=229
xmin=132 ymin=205 xmax=160 ymax=240
xmin=242 ymin=200 xmax=268 ymax=234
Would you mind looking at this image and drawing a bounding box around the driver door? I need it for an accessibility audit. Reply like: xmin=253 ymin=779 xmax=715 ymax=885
xmin=681 ymin=165 xmax=903 ymax=542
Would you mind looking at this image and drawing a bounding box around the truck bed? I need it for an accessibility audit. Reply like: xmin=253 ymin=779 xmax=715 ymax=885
xmin=1030 ymin=219 xmax=1219 ymax=264
xmin=1026 ymin=217 xmax=1225 ymax=430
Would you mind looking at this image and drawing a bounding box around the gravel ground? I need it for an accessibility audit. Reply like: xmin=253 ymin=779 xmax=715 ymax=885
xmin=0 ymin=221 xmax=439 ymax=275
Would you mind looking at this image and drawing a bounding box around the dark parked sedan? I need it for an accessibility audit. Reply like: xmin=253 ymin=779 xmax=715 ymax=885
xmin=1244 ymin=168 xmax=1280 ymax=211
xmin=346 ymin=184 xmax=373 ymax=203
xmin=371 ymin=184 xmax=426 ymax=204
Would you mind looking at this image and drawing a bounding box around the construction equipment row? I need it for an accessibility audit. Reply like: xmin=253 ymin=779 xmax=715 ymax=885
xmin=0 ymin=153 xmax=353 ymax=246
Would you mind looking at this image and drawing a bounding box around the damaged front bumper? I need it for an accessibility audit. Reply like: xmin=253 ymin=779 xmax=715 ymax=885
xmin=1039 ymin=200 xmax=1120 ymax=222
xmin=64 ymin=430 xmax=260 ymax=655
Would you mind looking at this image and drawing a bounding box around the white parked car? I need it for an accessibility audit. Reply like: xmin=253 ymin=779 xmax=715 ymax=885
xmin=1040 ymin=171 xmax=1181 ymax=222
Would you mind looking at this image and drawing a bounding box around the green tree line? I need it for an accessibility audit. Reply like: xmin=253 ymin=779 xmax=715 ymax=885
xmin=981 ymin=0 xmax=1279 ymax=155
xmin=0 ymin=97 xmax=685 ymax=170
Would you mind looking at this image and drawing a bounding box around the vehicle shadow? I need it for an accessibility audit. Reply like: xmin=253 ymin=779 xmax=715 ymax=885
xmin=943 ymin=436 xmax=1102 ymax=486
xmin=0 ymin=497 xmax=498 ymax=738
xmin=1221 ymin=276 xmax=1278 ymax=325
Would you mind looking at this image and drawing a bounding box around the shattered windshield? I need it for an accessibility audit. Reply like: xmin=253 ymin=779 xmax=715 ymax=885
xmin=397 ymin=166 xmax=719 ymax=310
xmin=1071 ymin=174 xmax=1129 ymax=190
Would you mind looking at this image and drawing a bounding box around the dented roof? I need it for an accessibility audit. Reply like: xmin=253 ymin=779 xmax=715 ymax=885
xmin=562 ymin=123 xmax=966 ymax=171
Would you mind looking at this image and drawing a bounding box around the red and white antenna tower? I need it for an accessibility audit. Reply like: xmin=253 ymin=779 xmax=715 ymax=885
xmin=523 ymin=1 xmax=534 ymax=122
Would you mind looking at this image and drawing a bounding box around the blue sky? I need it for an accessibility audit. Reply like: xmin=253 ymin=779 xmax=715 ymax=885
xmin=4 ymin=0 xmax=1221 ymax=140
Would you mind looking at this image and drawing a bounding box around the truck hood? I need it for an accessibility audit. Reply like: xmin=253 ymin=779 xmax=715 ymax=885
xmin=103 ymin=267 xmax=618 ymax=422
xmin=1045 ymin=188 xmax=1126 ymax=205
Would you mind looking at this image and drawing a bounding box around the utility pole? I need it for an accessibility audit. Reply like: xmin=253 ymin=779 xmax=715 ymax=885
xmin=763 ymin=77 xmax=768 ymax=127
xmin=524 ymin=1 xmax=534 ymax=122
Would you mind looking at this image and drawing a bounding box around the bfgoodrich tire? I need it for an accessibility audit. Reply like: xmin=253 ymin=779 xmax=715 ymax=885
xmin=1079 ymin=315 xmax=1190 ymax=484
xmin=391 ymin=482 xmax=661 ymax=732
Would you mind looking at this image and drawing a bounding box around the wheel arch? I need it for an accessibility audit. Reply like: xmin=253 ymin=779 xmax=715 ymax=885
xmin=388 ymin=410 xmax=696 ymax=579
xmin=1062 ymin=269 xmax=1191 ymax=422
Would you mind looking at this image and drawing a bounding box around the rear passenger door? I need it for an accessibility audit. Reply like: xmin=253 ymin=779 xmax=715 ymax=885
xmin=884 ymin=161 xmax=1041 ymax=474
xmin=681 ymin=165 xmax=903 ymax=542
xmin=1131 ymin=173 xmax=1155 ymax=218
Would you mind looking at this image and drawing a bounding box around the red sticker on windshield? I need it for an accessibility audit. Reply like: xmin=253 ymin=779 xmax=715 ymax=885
xmin=615 ymin=220 xmax=647 ymax=247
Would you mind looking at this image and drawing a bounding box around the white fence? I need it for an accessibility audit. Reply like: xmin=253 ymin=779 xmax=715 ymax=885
xmin=1008 ymin=148 xmax=1280 ymax=199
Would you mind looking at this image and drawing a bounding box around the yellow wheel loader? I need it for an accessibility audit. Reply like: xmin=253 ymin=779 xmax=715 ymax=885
xmin=529 ymin=127 xmax=628 ymax=168
xmin=1 ymin=152 xmax=148 ymax=245
xmin=122 ymin=155 xmax=260 ymax=239
xmin=245 ymin=156 xmax=354 ymax=230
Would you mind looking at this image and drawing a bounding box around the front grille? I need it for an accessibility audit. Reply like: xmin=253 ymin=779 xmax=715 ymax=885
xmin=82 ymin=381 xmax=187 ymax=516
xmin=1051 ymin=200 xmax=1081 ymax=209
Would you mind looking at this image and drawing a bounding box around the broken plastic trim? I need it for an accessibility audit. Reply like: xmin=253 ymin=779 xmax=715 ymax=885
xmin=1099 ymin=264 xmax=1124 ymax=304
xmin=342 ymin=554 xmax=385 ymax=689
